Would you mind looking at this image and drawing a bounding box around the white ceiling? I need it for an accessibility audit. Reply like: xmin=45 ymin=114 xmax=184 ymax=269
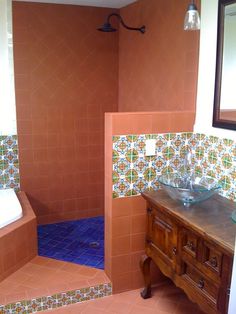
xmin=14 ymin=0 xmax=137 ymax=9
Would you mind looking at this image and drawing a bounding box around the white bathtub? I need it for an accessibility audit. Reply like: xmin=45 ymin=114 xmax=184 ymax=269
xmin=0 ymin=189 xmax=23 ymax=229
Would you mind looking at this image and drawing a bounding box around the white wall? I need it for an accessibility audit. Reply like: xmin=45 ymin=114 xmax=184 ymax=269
xmin=196 ymin=4 xmax=236 ymax=310
xmin=0 ymin=0 xmax=16 ymax=135
xmin=229 ymin=237 xmax=236 ymax=314
xmin=194 ymin=0 xmax=236 ymax=140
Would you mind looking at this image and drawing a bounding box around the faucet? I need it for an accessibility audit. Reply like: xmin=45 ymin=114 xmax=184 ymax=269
xmin=184 ymin=149 xmax=192 ymax=173
xmin=183 ymin=149 xmax=194 ymax=189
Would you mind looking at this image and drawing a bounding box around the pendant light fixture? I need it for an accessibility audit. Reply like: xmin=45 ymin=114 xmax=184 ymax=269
xmin=184 ymin=0 xmax=200 ymax=30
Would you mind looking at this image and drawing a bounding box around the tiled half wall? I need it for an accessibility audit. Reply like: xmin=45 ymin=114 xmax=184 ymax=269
xmin=0 ymin=135 xmax=19 ymax=189
xmin=112 ymin=132 xmax=236 ymax=202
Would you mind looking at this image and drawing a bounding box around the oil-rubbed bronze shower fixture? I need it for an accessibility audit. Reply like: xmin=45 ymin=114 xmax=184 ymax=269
xmin=97 ymin=13 xmax=145 ymax=34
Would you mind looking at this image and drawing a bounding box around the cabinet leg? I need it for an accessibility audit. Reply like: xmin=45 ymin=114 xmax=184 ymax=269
xmin=140 ymin=254 xmax=152 ymax=299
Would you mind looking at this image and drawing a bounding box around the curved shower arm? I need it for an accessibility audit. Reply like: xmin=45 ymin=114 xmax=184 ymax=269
xmin=107 ymin=13 xmax=145 ymax=33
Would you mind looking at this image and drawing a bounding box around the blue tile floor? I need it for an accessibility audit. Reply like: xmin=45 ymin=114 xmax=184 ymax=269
xmin=37 ymin=216 xmax=104 ymax=269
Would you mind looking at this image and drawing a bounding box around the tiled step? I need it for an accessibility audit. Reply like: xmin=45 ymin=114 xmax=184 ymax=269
xmin=40 ymin=281 xmax=205 ymax=314
xmin=0 ymin=256 xmax=111 ymax=314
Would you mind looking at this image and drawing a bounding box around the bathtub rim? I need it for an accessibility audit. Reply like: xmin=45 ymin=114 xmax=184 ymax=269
xmin=0 ymin=191 xmax=36 ymax=237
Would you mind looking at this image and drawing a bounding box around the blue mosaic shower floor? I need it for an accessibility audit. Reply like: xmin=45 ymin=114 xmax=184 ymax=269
xmin=37 ymin=216 xmax=104 ymax=269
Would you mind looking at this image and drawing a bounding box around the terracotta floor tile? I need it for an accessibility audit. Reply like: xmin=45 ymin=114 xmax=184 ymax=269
xmin=135 ymin=294 xmax=159 ymax=308
xmin=40 ymin=281 xmax=205 ymax=314
xmin=93 ymin=271 xmax=110 ymax=281
xmin=0 ymin=295 xmax=6 ymax=305
xmin=129 ymin=305 xmax=163 ymax=314
xmin=63 ymin=279 xmax=90 ymax=291
xmin=87 ymin=296 xmax=114 ymax=309
xmin=61 ymin=262 xmax=82 ymax=273
xmin=53 ymin=270 xmax=76 ymax=283
xmin=20 ymin=263 xmax=44 ymax=276
xmin=26 ymin=287 xmax=51 ymax=299
xmin=0 ymin=281 xmax=18 ymax=295
xmin=0 ymin=258 xmax=204 ymax=314
xmin=30 ymin=256 xmax=51 ymax=266
xmin=77 ymin=265 xmax=101 ymax=278
xmin=106 ymin=300 xmax=133 ymax=313
xmin=81 ymin=305 xmax=108 ymax=314
xmin=41 ymin=302 xmax=89 ymax=314
xmin=11 ymin=284 xmax=31 ymax=294
xmin=47 ymin=282 xmax=71 ymax=296
xmin=43 ymin=258 xmax=66 ymax=270
xmin=4 ymin=291 xmax=28 ymax=304
xmin=175 ymin=301 xmax=204 ymax=314
xmin=0 ymin=256 xmax=109 ymax=306
xmin=3 ymin=271 xmax=32 ymax=285
xmin=87 ymin=274 xmax=110 ymax=286
xmin=110 ymin=289 xmax=140 ymax=304
xmin=155 ymin=298 xmax=179 ymax=313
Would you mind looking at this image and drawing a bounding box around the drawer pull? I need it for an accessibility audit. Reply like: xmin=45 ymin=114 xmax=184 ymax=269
xmin=210 ymin=257 xmax=218 ymax=268
xmin=198 ymin=279 xmax=205 ymax=289
xmin=172 ymin=247 xmax=177 ymax=255
xmin=186 ymin=241 xmax=195 ymax=251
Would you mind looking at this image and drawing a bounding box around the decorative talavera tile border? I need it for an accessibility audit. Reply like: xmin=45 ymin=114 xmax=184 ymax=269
xmin=112 ymin=133 xmax=190 ymax=198
xmin=0 ymin=135 xmax=19 ymax=190
xmin=189 ymin=133 xmax=236 ymax=202
xmin=0 ymin=283 xmax=112 ymax=314
xmin=112 ymin=132 xmax=236 ymax=202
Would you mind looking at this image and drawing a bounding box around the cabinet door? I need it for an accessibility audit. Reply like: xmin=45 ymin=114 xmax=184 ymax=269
xmin=148 ymin=207 xmax=177 ymax=267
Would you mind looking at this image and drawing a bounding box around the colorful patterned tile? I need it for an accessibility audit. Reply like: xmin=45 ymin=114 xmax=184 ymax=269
xmin=0 ymin=283 xmax=112 ymax=313
xmin=0 ymin=135 xmax=19 ymax=190
xmin=112 ymin=132 xmax=236 ymax=202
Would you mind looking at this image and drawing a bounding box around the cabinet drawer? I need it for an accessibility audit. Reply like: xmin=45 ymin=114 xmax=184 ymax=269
xmin=181 ymin=229 xmax=198 ymax=259
xmin=202 ymin=242 xmax=222 ymax=276
xmin=148 ymin=206 xmax=177 ymax=265
xmin=182 ymin=262 xmax=219 ymax=303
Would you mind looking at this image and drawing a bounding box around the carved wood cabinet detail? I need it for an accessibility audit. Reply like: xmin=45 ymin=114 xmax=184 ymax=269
xmin=140 ymin=190 xmax=236 ymax=314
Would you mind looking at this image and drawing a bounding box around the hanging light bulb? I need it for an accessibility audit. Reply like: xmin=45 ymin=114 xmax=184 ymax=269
xmin=184 ymin=0 xmax=200 ymax=31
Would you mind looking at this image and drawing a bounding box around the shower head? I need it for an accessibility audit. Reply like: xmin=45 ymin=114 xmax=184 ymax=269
xmin=97 ymin=22 xmax=117 ymax=32
xmin=97 ymin=13 xmax=145 ymax=34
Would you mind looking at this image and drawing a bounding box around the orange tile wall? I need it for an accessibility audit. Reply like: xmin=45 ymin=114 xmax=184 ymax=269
xmin=105 ymin=111 xmax=195 ymax=293
xmin=13 ymin=2 xmax=118 ymax=224
xmin=118 ymin=0 xmax=200 ymax=112
xmin=0 ymin=192 xmax=37 ymax=282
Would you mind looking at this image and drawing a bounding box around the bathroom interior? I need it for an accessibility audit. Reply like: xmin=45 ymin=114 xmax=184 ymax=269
xmin=0 ymin=0 xmax=236 ymax=313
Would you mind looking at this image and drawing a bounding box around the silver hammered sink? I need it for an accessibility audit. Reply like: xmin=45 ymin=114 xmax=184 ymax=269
xmin=157 ymin=173 xmax=221 ymax=207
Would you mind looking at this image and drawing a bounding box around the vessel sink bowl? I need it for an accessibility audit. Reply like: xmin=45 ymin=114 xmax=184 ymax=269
xmin=157 ymin=173 xmax=221 ymax=206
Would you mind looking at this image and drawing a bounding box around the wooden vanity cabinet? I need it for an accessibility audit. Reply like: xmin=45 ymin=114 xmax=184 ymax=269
xmin=140 ymin=190 xmax=236 ymax=314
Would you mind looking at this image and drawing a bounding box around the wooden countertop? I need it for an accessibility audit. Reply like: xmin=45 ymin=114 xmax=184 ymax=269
xmin=142 ymin=189 xmax=236 ymax=255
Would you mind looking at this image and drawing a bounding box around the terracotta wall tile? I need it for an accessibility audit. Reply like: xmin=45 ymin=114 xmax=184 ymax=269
xmin=130 ymin=195 xmax=146 ymax=215
xmin=131 ymin=215 xmax=146 ymax=234
xmin=119 ymin=0 xmax=200 ymax=113
xmin=13 ymin=2 xmax=119 ymax=223
xmin=112 ymin=236 xmax=131 ymax=256
xmin=112 ymin=216 xmax=131 ymax=238
xmin=111 ymin=255 xmax=132 ymax=276
xmin=112 ymin=197 xmax=132 ymax=218
xmin=112 ymin=272 xmax=133 ymax=293
xmin=0 ymin=192 xmax=37 ymax=282
xmin=131 ymin=233 xmax=146 ymax=253
xmin=131 ymin=251 xmax=145 ymax=271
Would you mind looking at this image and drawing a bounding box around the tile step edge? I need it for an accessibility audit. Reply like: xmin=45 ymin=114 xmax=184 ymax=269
xmin=0 ymin=282 xmax=112 ymax=314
